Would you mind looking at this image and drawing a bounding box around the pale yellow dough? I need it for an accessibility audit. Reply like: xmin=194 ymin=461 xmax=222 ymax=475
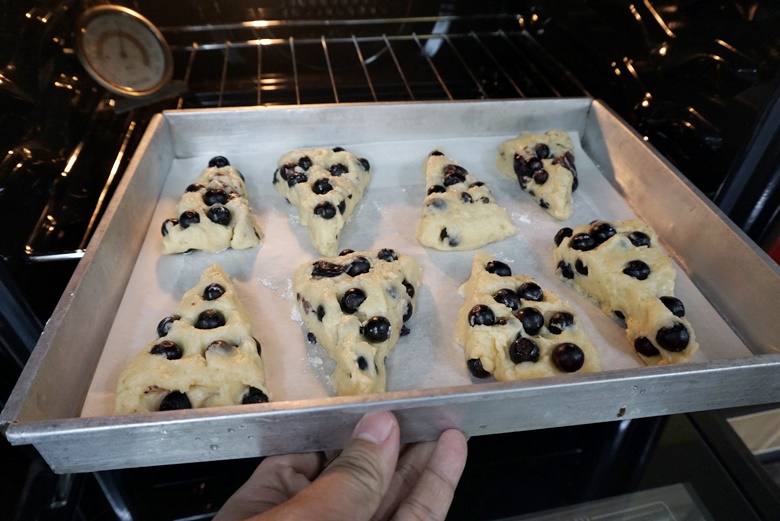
xmin=115 ymin=265 xmax=270 ymax=414
xmin=552 ymin=218 xmax=699 ymax=365
xmin=495 ymin=130 xmax=577 ymax=220
xmin=457 ymin=251 xmax=600 ymax=381
xmin=292 ymin=249 xmax=422 ymax=395
xmin=162 ymin=163 xmax=263 ymax=254
xmin=273 ymin=147 xmax=371 ymax=256
xmin=416 ymin=151 xmax=515 ymax=251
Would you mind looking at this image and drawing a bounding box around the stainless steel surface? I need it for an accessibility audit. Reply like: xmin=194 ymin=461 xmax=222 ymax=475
xmin=2 ymin=99 xmax=779 ymax=473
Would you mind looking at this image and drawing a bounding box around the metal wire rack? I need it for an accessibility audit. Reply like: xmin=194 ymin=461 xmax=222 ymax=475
xmin=157 ymin=14 xmax=590 ymax=109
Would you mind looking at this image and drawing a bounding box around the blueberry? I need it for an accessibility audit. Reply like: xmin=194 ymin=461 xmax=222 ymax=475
xmin=307 ymin=332 xmax=317 ymax=344
xmin=526 ymin=157 xmax=543 ymax=173
xmin=329 ymin=163 xmax=348 ymax=176
xmin=429 ymin=150 xmax=444 ymax=156
xmin=317 ymin=305 xmax=325 ymax=321
xmin=428 ymin=198 xmax=447 ymax=210
xmin=575 ymin=259 xmax=588 ymax=275
xmin=570 ymin=233 xmax=596 ymax=251
xmin=590 ymin=222 xmax=616 ymax=244
xmin=340 ymin=288 xmax=366 ymax=314
xmin=402 ymin=280 xmax=415 ymax=298
xmin=332 ymin=146 xmax=345 ymax=152
xmin=468 ymin=304 xmax=495 ymax=326
xmin=314 ymin=201 xmax=337 ymax=219
xmin=157 ymin=315 xmax=180 ymax=337
xmin=203 ymin=283 xmax=225 ymax=301
xmin=179 ymin=210 xmax=200 ymax=229
xmin=401 ymin=325 xmax=410 ymax=336
xmin=377 ymin=249 xmax=398 ymax=262
xmin=279 ymin=162 xmax=296 ymax=181
xmin=361 ymin=316 xmax=391 ymax=343
xmin=552 ymin=343 xmax=585 ymax=372
xmin=208 ymin=156 xmax=230 ymax=168
xmin=287 ymin=172 xmax=308 ymax=187
xmin=532 ymin=169 xmax=549 ymax=185
xmin=347 ymin=257 xmax=371 ymax=277
xmin=614 ymin=310 xmax=626 ymax=320
xmin=548 ymin=312 xmax=574 ymax=334
xmin=427 ymin=185 xmax=446 ymax=195
xmin=509 ymin=335 xmax=540 ymax=364
xmin=661 ymin=296 xmax=685 ymax=317
xmin=517 ymin=282 xmax=543 ymax=302
xmin=207 ymin=340 xmax=234 ymax=354
xmin=634 ymin=336 xmax=659 ymax=357
xmin=515 ymin=307 xmax=544 ymax=335
xmin=311 ymin=260 xmax=346 ymax=278
xmin=242 ymin=387 xmax=269 ymax=404
xmin=439 ymin=228 xmax=459 ymax=247
xmin=203 ymin=188 xmax=228 ymax=206
xmin=339 ymin=249 xmax=355 ymax=256
xmin=150 ymin=340 xmax=183 ymax=360
xmin=338 ymin=200 xmax=346 ymax=214
xmin=403 ymin=300 xmax=413 ymax=322
xmin=357 ymin=356 xmax=368 ymax=371
xmin=480 ymin=197 xmax=490 ymax=204
xmin=629 ymin=231 xmax=651 ymax=247
xmin=558 ymin=260 xmax=574 ymax=279
xmin=159 ymin=391 xmax=191 ymax=411
xmin=186 ymin=183 xmax=204 ymax=192
xmin=623 ymin=260 xmax=651 ymax=280
xmin=535 ymin=144 xmax=550 ymax=159
xmin=485 ymin=260 xmax=512 ymax=277
xmin=359 ymin=158 xmax=370 ymax=171
xmin=467 ymin=358 xmax=491 ymax=378
xmin=195 ymin=309 xmax=225 ymax=329
xmin=207 ymin=205 xmax=231 ymax=225
xmin=513 ymin=154 xmax=528 ymax=178
xmin=460 ymin=192 xmax=473 ymax=203
xmin=554 ymin=227 xmax=573 ymax=246
xmin=443 ymin=164 xmax=467 ymax=186
xmin=470 ymin=181 xmax=485 ymax=188
xmin=312 ymin=178 xmax=333 ymax=194
xmin=656 ymin=323 xmax=690 ymax=352
xmin=493 ymin=288 xmax=521 ymax=311
xmin=298 ymin=156 xmax=312 ymax=170
xmin=161 ymin=218 xmax=178 ymax=237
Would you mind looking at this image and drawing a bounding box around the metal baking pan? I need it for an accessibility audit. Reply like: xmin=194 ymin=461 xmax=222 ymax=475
xmin=2 ymin=99 xmax=779 ymax=473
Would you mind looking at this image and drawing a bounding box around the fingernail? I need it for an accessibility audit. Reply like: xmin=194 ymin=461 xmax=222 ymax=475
xmin=353 ymin=411 xmax=394 ymax=445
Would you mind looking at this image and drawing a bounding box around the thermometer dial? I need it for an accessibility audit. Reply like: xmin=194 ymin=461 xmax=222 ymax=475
xmin=76 ymin=5 xmax=173 ymax=97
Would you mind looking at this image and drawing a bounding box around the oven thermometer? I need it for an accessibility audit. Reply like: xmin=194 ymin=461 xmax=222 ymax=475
xmin=75 ymin=5 xmax=173 ymax=97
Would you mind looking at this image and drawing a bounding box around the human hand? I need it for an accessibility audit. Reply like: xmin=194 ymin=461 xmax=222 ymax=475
xmin=214 ymin=411 xmax=468 ymax=521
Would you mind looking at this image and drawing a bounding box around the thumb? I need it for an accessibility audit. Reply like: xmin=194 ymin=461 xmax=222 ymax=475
xmin=279 ymin=411 xmax=400 ymax=520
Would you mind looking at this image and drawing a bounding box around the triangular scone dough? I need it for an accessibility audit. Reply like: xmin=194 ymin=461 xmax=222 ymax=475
xmin=416 ymin=150 xmax=516 ymax=251
xmin=457 ymin=251 xmax=600 ymax=381
xmin=161 ymin=156 xmax=263 ymax=254
xmin=115 ymin=264 xmax=270 ymax=414
xmin=273 ymin=147 xmax=371 ymax=256
xmin=495 ymin=130 xmax=578 ymax=220
xmin=553 ymin=218 xmax=699 ymax=365
xmin=292 ymin=248 xmax=422 ymax=395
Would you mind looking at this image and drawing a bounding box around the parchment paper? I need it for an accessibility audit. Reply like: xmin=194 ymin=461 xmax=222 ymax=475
xmin=81 ymin=132 xmax=751 ymax=417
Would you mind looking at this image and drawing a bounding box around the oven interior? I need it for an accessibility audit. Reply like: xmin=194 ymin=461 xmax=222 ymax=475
xmin=1 ymin=0 xmax=779 ymax=519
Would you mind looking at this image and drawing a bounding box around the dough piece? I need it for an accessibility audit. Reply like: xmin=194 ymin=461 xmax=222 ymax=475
xmin=115 ymin=264 xmax=270 ymax=414
xmin=495 ymin=130 xmax=578 ymax=220
xmin=416 ymin=150 xmax=515 ymax=251
xmin=457 ymin=251 xmax=600 ymax=381
xmin=552 ymin=219 xmax=699 ymax=365
xmin=292 ymin=248 xmax=422 ymax=395
xmin=273 ymin=147 xmax=371 ymax=256
xmin=161 ymin=156 xmax=263 ymax=254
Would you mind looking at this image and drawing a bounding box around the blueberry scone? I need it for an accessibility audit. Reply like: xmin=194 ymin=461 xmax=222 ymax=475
xmin=292 ymin=248 xmax=422 ymax=395
xmin=416 ymin=150 xmax=515 ymax=250
xmin=553 ymin=219 xmax=699 ymax=365
xmin=273 ymin=147 xmax=371 ymax=256
xmin=161 ymin=156 xmax=263 ymax=254
xmin=115 ymin=264 xmax=270 ymax=414
xmin=495 ymin=130 xmax=578 ymax=220
xmin=457 ymin=252 xmax=600 ymax=381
